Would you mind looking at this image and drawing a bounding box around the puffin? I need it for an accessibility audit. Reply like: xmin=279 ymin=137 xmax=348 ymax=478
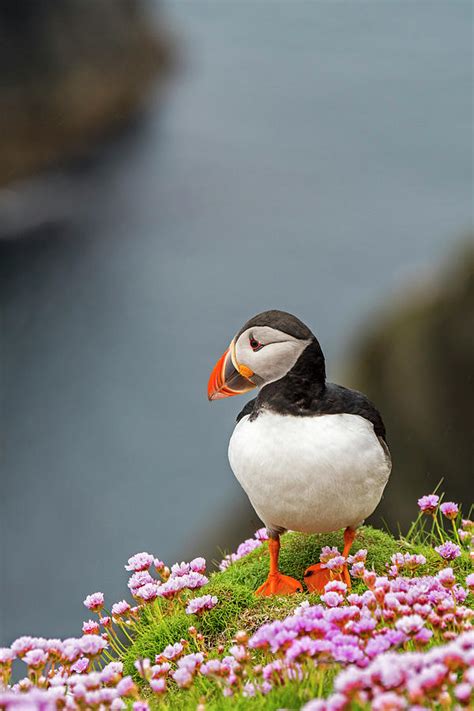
xmin=208 ymin=310 xmax=391 ymax=596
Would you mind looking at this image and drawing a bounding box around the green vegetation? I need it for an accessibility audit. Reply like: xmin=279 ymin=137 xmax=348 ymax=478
xmin=122 ymin=525 xmax=471 ymax=709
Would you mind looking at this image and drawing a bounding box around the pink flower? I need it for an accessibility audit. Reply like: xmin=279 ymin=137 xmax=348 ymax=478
xmin=23 ymin=649 xmax=48 ymax=669
xmin=83 ymin=592 xmax=104 ymax=611
xmin=350 ymin=561 xmax=366 ymax=578
xmin=414 ymin=628 xmax=433 ymax=645
xmin=363 ymin=570 xmax=377 ymax=588
xmin=219 ymin=532 xmax=266 ymax=570
xmin=324 ymin=556 xmax=346 ymax=573
xmin=219 ymin=538 xmax=262 ymax=570
xmin=319 ymin=546 xmax=340 ymax=564
xmin=0 ymin=648 xmax=15 ymax=664
xmin=177 ymin=652 xmax=204 ymax=672
xmin=347 ymin=549 xmax=367 ymax=565
xmin=82 ymin=620 xmax=100 ymax=635
xmin=186 ymin=594 xmax=218 ymax=615
xmin=98 ymin=661 xmax=123 ymax=684
xmin=128 ymin=571 xmax=155 ymax=593
xmin=172 ymin=667 xmax=193 ymax=688
xmin=150 ymin=677 xmax=166 ymax=694
xmin=440 ymin=502 xmax=459 ymax=520
xmin=455 ymin=682 xmax=472 ymax=703
xmin=157 ymin=572 xmax=208 ymax=598
xmin=372 ymin=692 xmax=406 ymax=711
xmin=136 ymin=583 xmax=160 ymax=601
xmin=417 ymin=494 xmax=439 ymax=514
xmin=45 ymin=639 xmax=63 ymax=657
xmin=324 ymin=581 xmax=347 ymax=594
xmin=466 ymin=573 xmax=474 ymax=590
xmin=435 ymin=542 xmax=461 ymax=560
xmin=10 ymin=636 xmax=35 ymax=657
xmin=389 ymin=553 xmax=426 ymax=573
xmin=189 ymin=557 xmax=206 ymax=574
xmin=154 ymin=558 xmax=165 ymax=572
xmin=395 ymin=614 xmax=425 ymax=635
xmin=320 ymin=591 xmax=344 ymax=608
xmin=70 ymin=657 xmax=90 ymax=674
xmin=161 ymin=643 xmax=184 ymax=661
xmin=133 ymin=702 xmax=150 ymax=711
xmin=61 ymin=638 xmax=82 ymax=663
xmin=125 ymin=552 xmax=154 ymax=572
xmin=134 ymin=658 xmax=152 ymax=680
xmin=116 ymin=676 xmax=137 ymax=697
xmin=171 ymin=561 xmax=191 ymax=577
xmin=151 ymin=662 xmax=171 ymax=677
xmin=78 ymin=634 xmax=108 ymax=657
xmin=111 ymin=600 xmax=131 ymax=617
xmin=437 ymin=568 xmax=456 ymax=588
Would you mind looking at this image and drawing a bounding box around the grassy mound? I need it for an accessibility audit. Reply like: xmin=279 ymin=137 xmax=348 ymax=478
xmin=123 ymin=525 xmax=470 ymax=709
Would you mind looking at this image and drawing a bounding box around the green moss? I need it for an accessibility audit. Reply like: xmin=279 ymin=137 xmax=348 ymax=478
xmin=152 ymin=665 xmax=338 ymax=710
xmin=142 ymin=663 xmax=339 ymax=711
xmin=216 ymin=526 xmax=400 ymax=593
xmin=123 ymin=612 xmax=190 ymax=678
xmin=196 ymin=581 xmax=254 ymax=643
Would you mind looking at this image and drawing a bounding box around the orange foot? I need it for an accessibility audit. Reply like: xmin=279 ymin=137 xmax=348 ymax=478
xmin=304 ymin=563 xmax=352 ymax=593
xmin=256 ymin=572 xmax=303 ymax=596
xmin=304 ymin=563 xmax=335 ymax=593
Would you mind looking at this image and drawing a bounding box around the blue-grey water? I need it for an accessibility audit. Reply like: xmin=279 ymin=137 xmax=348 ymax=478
xmin=0 ymin=1 xmax=471 ymax=645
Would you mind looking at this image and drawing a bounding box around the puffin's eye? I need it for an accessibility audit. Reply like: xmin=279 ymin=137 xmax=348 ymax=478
xmin=249 ymin=337 xmax=263 ymax=351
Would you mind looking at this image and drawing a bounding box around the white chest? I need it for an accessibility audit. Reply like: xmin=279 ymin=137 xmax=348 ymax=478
xmin=228 ymin=410 xmax=391 ymax=534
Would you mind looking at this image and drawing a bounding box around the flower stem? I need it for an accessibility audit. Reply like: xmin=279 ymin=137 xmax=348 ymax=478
xmin=317 ymin=667 xmax=325 ymax=697
xmin=451 ymin=520 xmax=462 ymax=547
xmin=118 ymin=621 xmax=135 ymax=645
xmin=433 ymin=512 xmax=444 ymax=544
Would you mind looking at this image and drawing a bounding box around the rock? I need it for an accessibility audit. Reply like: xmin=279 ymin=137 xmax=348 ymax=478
xmin=347 ymin=242 xmax=474 ymax=530
xmin=0 ymin=1 xmax=173 ymax=186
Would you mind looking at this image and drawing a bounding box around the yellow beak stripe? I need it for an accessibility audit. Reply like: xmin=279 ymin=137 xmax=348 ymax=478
xmin=230 ymin=340 xmax=254 ymax=380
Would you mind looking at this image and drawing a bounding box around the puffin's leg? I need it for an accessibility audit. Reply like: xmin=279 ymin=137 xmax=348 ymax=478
xmin=304 ymin=526 xmax=357 ymax=593
xmin=341 ymin=526 xmax=356 ymax=587
xmin=255 ymin=532 xmax=303 ymax=596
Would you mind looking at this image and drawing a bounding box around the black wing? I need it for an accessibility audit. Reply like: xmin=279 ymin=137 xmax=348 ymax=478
xmin=323 ymin=383 xmax=387 ymax=442
xmin=236 ymin=398 xmax=258 ymax=422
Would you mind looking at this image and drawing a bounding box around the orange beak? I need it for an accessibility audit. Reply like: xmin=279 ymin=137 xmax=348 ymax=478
xmin=208 ymin=342 xmax=257 ymax=401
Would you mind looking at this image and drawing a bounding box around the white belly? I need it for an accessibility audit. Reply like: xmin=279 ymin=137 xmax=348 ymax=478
xmin=228 ymin=411 xmax=391 ymax=534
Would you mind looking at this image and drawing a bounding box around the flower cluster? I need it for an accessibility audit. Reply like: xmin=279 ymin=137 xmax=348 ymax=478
xmin=435 ymin=540 xmax=462 ymax=561
xmin=0 ymin=659 xmax=149 ymax=710
xmin=0 ymin=548 xmax=219 ymax=708
xmin=186 ymin=594 xmax=218 ymax=616
xmin=124 ymin=553 xmax=209 ymax=603
xmin=91 ymin=559 xmax=473 ymax=702
xmin=416 ymin=494 xmax=473 ymax=560
xmin=386 ymin=552 xmax=426 ymax=577
xmin=417 ymin=494 xmax=440 ymax=514
xmin=303 ymin=630 xmax=474 ymax=710
xmin=0 ymin=494 xmax=472 ymax=709
xmin=219 ymin=528 xmax=268 ymax=570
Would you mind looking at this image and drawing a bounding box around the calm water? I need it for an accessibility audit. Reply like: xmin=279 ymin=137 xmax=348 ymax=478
xmin=0 ymin=1 xmax=471 ymax=644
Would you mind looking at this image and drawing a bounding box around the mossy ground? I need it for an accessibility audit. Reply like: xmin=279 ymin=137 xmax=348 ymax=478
xmin=121 ymin=526 xmax=472 ymax=710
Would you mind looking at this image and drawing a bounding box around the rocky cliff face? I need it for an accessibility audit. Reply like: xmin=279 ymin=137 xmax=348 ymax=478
xmin=347 ymin=243 xmax=474 ymax=530
xmin=0 ymin=1 xmax=172 ymax=186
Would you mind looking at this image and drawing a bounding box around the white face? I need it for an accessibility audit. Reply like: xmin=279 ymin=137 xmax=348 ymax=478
xmin=233 ymin=326 xmax=311 ymax=386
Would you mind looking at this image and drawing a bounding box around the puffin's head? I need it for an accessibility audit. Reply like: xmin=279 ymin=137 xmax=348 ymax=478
xmin=208 ymin=310 xmax=314 ymax=401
